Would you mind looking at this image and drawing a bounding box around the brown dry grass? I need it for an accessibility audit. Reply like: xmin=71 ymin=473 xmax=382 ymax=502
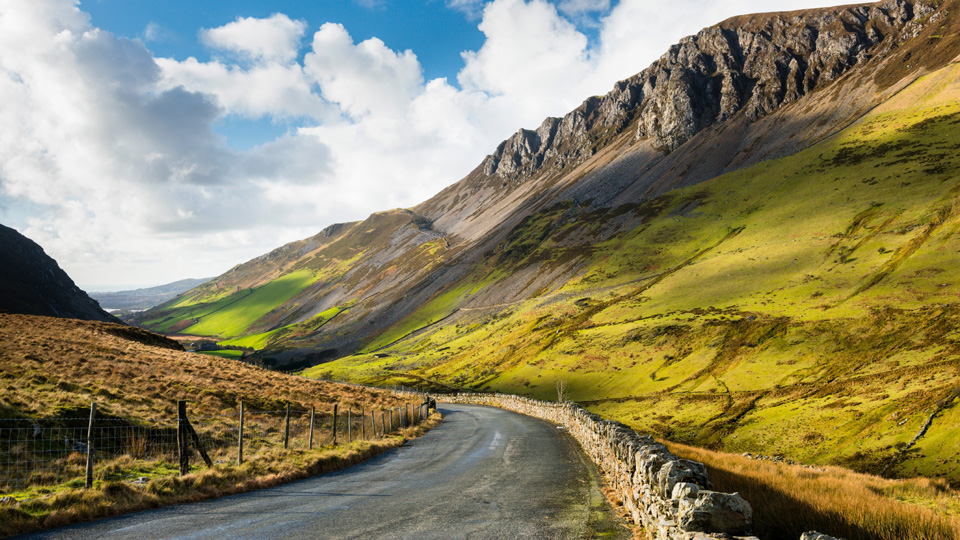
xmin=0 ymin=313 xmax=404 ymax=419
xmin=667 ymin=441 xmax=960 ymax=540
xmin=0 ymin=417 xmax=440 ymax=537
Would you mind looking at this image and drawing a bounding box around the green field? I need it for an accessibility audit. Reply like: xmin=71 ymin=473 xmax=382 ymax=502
xmin=142 ymin=270 xmax=318 ymax=340
xmin=196 ymin=349 xmax=245 ymax=359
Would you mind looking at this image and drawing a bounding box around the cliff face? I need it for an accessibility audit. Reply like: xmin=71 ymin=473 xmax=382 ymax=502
xmin=481 ymin=0 xmax=936 ymax=179
xmin=0 ymin=224 xmax=119 ymax=323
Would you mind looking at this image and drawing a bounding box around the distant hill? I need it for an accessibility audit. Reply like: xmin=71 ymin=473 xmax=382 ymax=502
xmin=91 ymin=277 xmax=212 ymax=312
xmin=0 ymin=224 xmax=118 ymax=323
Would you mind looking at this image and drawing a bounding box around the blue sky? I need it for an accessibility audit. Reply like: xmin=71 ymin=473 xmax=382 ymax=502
xmin=0 ymin=0 xmax=844 ymax=289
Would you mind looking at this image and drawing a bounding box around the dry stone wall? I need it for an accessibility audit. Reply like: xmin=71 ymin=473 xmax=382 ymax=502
xmin=442 ymin=393 xmax=757 ymax=540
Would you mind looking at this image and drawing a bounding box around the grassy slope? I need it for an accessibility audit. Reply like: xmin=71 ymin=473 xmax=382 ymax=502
xmin=0 ymin=313 xmax=404 ymax=420
xmin=312 ymin=63 xmax=960 ymax=484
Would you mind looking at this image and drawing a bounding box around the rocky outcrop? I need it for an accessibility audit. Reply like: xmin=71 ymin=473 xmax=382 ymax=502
xmin=481 ymin=0 xmax=935 ymax=178
xmin=0 ymin=224 xmax=119 ymax=323
xmin=442 ymin=393 xmax=757 ymax=540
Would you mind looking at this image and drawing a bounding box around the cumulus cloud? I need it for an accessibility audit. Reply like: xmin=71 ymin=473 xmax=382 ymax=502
xmin=303 ymin=23 xmax=423 ymax=118
xmin=0 ymin=0 xmax=850 ymax=287
xmin=201 ymin=13 xmax=306 ymax=64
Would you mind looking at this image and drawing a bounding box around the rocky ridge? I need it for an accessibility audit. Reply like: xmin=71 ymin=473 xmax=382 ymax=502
xmin=482 ymin=0 xmax=936 ymax=180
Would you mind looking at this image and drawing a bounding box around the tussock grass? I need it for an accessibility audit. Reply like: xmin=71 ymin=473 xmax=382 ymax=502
xmin=0 ymin=313 xmax=405 ymax=420
xmin=667 ymin=441 xmax=960 ymax=540
xmin=0 ymin=417 xmax=440 ymax=537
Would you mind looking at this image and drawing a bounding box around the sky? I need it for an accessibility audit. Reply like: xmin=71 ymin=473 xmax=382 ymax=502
xmin=0 ymin=0 xmax=844 ymax=290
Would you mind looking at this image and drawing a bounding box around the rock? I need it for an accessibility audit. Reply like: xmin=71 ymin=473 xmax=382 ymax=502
xmin=672 ymin=482 xmax=700 ymax=500
xmin=678 ymin=491 xmax=753 ymax=535
xmin=480 ymin=0 xmax=936 ymax=176
xmin=658 ymin=460 xmax=710 ymax=499
xmin=0 ymin=496 xmax=16 ymax=505
xmin=800 ymin=532 xmax=846 ymax=540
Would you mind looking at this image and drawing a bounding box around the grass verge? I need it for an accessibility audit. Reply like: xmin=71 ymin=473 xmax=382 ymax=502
xmin=666 ymin=441 xmax=960 ymax=540
xmin=0 ymin=415 xmax=441 ymax=538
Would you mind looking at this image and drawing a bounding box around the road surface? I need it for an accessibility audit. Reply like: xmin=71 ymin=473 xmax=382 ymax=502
xmin=21 ymin=404 xmax=630 ymax=540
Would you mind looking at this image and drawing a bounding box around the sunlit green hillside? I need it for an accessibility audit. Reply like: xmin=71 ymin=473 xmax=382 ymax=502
xmin=311 ymin=63 xmax=960 ymax=483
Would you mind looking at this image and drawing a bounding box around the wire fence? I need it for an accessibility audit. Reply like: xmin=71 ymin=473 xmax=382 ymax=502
xmin=0 ymin=398 xmax=433 ymax=493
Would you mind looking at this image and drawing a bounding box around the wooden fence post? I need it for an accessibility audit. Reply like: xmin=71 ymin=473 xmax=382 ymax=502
xmin=177 ymin=400 xmax=189 ymax=475
xmin=185 ymin=415 xmax=213 ymax=468
xmin=347 ymin=408 xmax=352 ymax=443
xmin=333 ymin=404 xmax=339 ymax=445
xmin=238 ymin=401 xmax=245 ymax=465
xmin=381 ymin=411 xmax=386 ymax=435
xmin=283 ymin=402 xmax=291 ymax=449
xmin=405 ymin=404 xmax=410 ymax=427
xmin=85 ymin=402 xmax=96 ymax=489
xmin=309 ymin=406 xmax=315 ymax=450
xmin=371 ymin=411 xmax=376 ymax=438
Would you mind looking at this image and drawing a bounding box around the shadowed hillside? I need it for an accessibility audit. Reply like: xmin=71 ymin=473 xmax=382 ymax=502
xmin=0 ymin=225 xmax=118 ymax=323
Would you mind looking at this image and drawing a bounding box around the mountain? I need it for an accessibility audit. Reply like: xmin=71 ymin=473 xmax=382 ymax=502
xmin=139 ymin=0 xmax=957 ymax=359
xmin=138 ymin=0 xmax=960 ymax=481
xmin=93 ymin=277 xmax=212 ymax=312
xmin=0 ymin=224 xmax=119 ymax=323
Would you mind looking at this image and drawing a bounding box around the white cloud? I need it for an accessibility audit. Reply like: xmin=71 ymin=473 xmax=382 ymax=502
xmin=156 ymin=56 xmax=331 ymax=120
xmin=0 ymin=0 xmax=862 ymax=287
xmin=303 ymin=23 xmax=424 ymax=118
xmin=200 ymin=13 xmax=306 ymax=64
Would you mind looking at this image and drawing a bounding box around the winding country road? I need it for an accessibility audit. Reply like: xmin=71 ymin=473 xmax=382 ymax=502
xmin=22 ymin=404 xmax=629 ymax=540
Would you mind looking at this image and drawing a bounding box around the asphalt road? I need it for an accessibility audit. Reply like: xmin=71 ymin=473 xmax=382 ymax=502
xmin=22 ymin=404 xmax=629 ymax=540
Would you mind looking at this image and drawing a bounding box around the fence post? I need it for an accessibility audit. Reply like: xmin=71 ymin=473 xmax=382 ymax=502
xmin=284 ymin=402 xmax=291 ymax=449
xmin=333 ymin=404 xmax=339 ymax=445
xmin=238 ymin=401 xmax=245 ymax=465
xmin=185 ymin=414 xmax=213 ymax=468
xmin=371 ymin=411 xmax=376 ymax=438
xmin=405 ymin=404 xmax=410 ymax=427
xmin=309 ymin=406 xmax=315 ymax=450
xmin=85 ymin=401 xmax=96 ymax=489
xmin=361 ymin=408 xmax=365 ymax=440
xmin=348 ymin=408 xmax=352 ymax=443
xmin=177 ymin=400 xmax=189 ymax=475
xmin=381 ymin=411 xmax=386 ymax=436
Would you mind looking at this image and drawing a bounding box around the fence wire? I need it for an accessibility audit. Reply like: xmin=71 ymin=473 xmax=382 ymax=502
xmin=0 ymin=401 xmax=431 ymax=493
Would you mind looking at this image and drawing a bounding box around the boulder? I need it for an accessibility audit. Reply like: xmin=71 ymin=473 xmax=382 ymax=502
xmin=658 ymin=460 xmax=710 ymax=498
xmin=672 ymin=482 xmax=700 ymax=500
xmin=677 ymin=491 xmax=753 ymax=535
